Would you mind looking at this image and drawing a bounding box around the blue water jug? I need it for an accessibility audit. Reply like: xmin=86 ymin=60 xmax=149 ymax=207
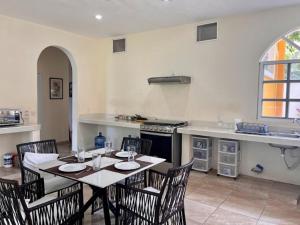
xmin=95 ymin=132 xmax=106 ymax=148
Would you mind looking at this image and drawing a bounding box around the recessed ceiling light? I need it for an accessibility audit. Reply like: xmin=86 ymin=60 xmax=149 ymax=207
xmin=162 ymin=0 xmax=171 ymax=2
xmin=95 ymin=14 xmax=103 ymax=20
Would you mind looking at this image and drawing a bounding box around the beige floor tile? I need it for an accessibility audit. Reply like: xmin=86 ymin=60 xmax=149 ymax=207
xmin=201 ymin=173 xmax=238 ymax=190
xmin=256 ymin=221 xmax=277 ymax=225
xmin=268 ymin=188 xmax=300 ymax=207
xmin=1 ymin=155 xmax=300 ymax=225
xmin=185 ymin=199 xmax=216 ymax=225
xmin=186 ymin=184 xmax=231 ymax=207
xmin=220 ymin=190 xmax=266 ymax=219
xmin=0 ymin=166 xmax=20 ymax=178
xmin=203 ymin=208 xmax=257 ymax=225
xmin=260 ymin=204 xmax=300 ymax=225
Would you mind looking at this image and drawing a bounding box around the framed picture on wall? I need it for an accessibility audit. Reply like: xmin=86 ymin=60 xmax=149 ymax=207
xmin=49 ymin=78 xmax=63 ymax=99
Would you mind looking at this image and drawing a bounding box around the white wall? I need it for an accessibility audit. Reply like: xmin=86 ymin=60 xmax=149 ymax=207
xmin=101 ymin=6 xmax=300 ymax=125
xmin=1 ymin=5 xmax=300 ymax=184
xmin=0 ymin=15 xmax=106 ymax=157
xmin=99 ymin=6 xmax=300 ymax=184
xmin=37 ymin=47 xmax=71 ymax=142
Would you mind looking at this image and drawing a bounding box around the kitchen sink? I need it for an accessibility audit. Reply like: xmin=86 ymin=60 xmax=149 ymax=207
xmin=269 ymin=132 xmax=300 ymax=138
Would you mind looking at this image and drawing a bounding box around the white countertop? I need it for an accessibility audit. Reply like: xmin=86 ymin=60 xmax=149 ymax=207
xmin=79 ymin=114 xmax=141 ymax=129
xmin=178 ymin=126 xmax=300 ymax=147
xmin=0 ymin=124 xmax=40 ymax=135
xmin=79 ymin=114 xmax=300 ymax=147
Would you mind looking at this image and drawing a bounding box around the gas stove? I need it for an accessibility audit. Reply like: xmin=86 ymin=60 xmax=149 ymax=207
xmin=140 ymin=119 xmax=188 ymax=134
xmin=140 ymin=119 xmax=187 ymax=166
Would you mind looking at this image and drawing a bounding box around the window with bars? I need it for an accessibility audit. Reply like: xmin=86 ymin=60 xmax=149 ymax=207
xmin=259 ymin=30 xmax=300 ymax=119
xmin=260 ymin=61 xmax=300 ymax=119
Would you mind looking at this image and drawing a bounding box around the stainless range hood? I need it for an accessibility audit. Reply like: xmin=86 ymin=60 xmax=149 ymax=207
xmin=148 ymin=76 xmax=191 ymax=85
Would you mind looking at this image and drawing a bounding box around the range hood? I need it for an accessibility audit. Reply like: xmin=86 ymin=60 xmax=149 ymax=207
xmin=148 ymin=76 xmax=191 ymax=85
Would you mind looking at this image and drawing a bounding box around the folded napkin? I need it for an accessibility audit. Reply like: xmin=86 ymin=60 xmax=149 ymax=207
xmin=23 ymin=152 xmax=59 ymax=179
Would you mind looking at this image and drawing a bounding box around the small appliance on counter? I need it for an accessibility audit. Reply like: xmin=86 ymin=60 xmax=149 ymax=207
xmin=95 ymin=132 xmax=106 ymax=148
xmin=0 ymin=109 xmax=23 ymax=127
xmin=115 ymin=114 xmax=147 ymax=122
xmin=235 ymin=122 xmax=269 ymax=135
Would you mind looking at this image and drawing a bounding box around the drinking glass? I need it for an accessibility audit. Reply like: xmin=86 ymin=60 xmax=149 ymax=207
xmin=105 ymin=140 xmax=112 ymax=156
xmin=77 ymin=147 xmax=85 ymax=163
xmin=127 ymin=145 xmax=136 ymax=162
xmin=92 ymin=153 xmax=101 ymax=171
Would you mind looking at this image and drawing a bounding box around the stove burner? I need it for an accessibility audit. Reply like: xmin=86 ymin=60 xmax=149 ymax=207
xmin=141 ymin=119 xmax=188 ymax=133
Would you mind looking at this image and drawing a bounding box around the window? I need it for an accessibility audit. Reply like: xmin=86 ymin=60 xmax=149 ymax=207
xmin=259 ymin=30 xmax=300 ymax=119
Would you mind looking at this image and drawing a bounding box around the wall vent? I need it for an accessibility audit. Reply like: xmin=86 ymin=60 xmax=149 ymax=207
xmin=113 ymin=38 xmax=126 ymax=53
xmin=197 ymin=23 xmax=217 ymax=42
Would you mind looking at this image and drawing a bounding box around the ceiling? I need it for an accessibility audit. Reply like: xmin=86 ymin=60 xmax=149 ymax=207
xmin=0 ymin=0 xmax=299 ymax=38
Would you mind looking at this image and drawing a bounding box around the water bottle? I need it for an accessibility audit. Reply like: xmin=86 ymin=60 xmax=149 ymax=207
xmin=95 ymin=132 xmax=106 ymax=148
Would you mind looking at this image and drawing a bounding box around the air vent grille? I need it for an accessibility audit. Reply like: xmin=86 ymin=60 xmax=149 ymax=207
xmin=197 ymin=23 xmax=217 ymax=42
xmin=113 ymin=38 xmax=126 ymax=53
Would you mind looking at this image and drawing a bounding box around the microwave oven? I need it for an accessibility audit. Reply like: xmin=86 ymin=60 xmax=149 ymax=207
xmin=0 ymin=109 xmax=22 ymax=127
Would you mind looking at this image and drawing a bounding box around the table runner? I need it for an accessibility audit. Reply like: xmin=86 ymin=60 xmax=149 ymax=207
xmin=103 ymin=160 xmax=152 ymax=175
xmin=43 ymin=165 xmax=96 ymax=179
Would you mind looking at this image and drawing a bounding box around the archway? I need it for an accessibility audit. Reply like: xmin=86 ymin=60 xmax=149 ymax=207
xmin=37 ymin=46 xmax=78 ymax=152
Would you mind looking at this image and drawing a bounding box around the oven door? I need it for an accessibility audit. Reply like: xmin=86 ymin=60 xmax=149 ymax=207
xmin=140 ymin=131 xmax=173 ymax=163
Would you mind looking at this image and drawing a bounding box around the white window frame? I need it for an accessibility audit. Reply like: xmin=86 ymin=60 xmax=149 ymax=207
xmin=258 ymin=59 xmax=300 ymax=120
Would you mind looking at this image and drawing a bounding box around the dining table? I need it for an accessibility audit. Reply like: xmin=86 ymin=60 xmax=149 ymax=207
xmin=35 ymin=148 xmax=166 ymax=225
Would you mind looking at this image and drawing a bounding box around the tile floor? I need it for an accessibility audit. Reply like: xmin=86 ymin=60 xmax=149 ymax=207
xmin=1 ymin=142 xmax=300 ymax=225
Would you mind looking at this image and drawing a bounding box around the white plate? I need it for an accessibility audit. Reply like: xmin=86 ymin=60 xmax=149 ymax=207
xmin=75 ymin=152 xmax=93 ymax=159
xmin=115 ymin=151 xmax=137 ymax=158
xmin=58 ymin=163 xmax=87 ymax=173
xmin=114 ymin=162 xmax=140 ymax=171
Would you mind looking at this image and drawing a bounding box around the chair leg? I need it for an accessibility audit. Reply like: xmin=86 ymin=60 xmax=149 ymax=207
xmin=181 ymin=208 xmax=186 ymax=225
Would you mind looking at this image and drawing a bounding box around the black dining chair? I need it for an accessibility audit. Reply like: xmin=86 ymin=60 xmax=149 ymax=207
xmin=115 ymin=160 xmax=194 ymax=225
xmin=91 ymin=137 xmax=152 ymax=214
xmin=17 ymin=139 xmax=79 ymax=198
xmin=121 ymin=137 xmax=152 ymax=155
xmin=0 ymin=178 xmax=83 ymax=225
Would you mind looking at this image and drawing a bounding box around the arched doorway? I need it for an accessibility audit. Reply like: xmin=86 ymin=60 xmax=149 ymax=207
xmin=37 ymin=46 xmax=77 ymax=153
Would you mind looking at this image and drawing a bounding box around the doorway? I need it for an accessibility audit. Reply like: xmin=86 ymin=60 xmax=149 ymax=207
xmin=37 ymin=46 xmax=73 ymax=154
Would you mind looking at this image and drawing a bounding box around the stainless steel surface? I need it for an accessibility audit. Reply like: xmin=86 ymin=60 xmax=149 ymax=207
xmin=141 ymin=119 xmax=188 ymax=133
xmin=140 ymin=131 xmax=172 ymax=137
xmin=140 ymin=124 xmax=175 ymax=133
xmin=148 ymin=76 xmax=191 ymax=85
xmin=0 ymin=109 xmax=22 ymax=127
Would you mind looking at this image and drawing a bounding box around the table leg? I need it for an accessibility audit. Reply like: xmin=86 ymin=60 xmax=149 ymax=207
xmin=102 ymin=187 xmax=112 ymax=225
xmin=66 ymin=189 xmax=100 ymax=224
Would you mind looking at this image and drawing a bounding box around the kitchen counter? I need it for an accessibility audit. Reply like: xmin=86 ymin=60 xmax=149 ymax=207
xmin=0 ymin=124 xmax=40 ymax=135
xmin=178 ymin=126 xmax=300 ymax=147
xmin=79 ymin=114 xmax=141 ymax=129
